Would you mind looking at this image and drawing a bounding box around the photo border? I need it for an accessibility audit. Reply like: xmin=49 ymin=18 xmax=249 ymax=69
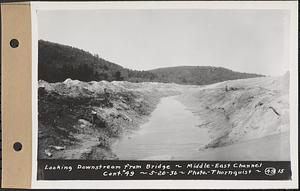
xmin=31 ymin=1 xmax=298 ymax=189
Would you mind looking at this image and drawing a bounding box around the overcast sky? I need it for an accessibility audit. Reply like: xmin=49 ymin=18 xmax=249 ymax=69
xmin=38 ymin=9 xmax=290 ymax=76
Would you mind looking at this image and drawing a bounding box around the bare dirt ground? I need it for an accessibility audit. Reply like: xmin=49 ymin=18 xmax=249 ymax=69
xmin=38 ymin=73 xmax=290 ymax=160
xmin=38 ymin=79 xmax=184 ymax=159
xmin=177 ymin=73 xmax=289 ymax=150
xmin=191 ymin=132 xmax=290 ymax=161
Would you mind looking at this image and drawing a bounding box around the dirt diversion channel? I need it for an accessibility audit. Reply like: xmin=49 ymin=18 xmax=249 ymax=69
xmin=112 ymin=96 xmax=210 ymax=160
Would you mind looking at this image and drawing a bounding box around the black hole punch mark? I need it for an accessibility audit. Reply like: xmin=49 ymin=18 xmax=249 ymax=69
xmin=10 ymin=39 xmax=19 ymax=48
xmin=13 ymin=142 xmax=22 ymax=152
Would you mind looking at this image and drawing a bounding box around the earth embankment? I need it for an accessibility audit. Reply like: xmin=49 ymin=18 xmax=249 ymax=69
xmin=177 ymin=73 xmax=290 ymax=150
xmin=38 ymin=79 xmax=185 ymax=159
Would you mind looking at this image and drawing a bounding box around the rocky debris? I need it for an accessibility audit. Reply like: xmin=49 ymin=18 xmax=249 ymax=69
xmin=44 ymin=149 xmax=53 ymax=157
xmin=98 ymin=134 xmax=110 ymax=148
xmin=49 ymin=145 xmax=66 ymax=151
xmin=78 ymin=119 xmax=92 ymax=128
xmin=255 ymin=101 xmax=264 ymax=108
xmin=225 ymin=85 xmax=244 ymax=92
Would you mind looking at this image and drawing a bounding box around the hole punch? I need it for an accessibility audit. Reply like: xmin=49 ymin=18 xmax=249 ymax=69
xmin=13 ymin=142 xmax=22 ymax=152
xmin=10 ymin=39 xmax=19 ymax=48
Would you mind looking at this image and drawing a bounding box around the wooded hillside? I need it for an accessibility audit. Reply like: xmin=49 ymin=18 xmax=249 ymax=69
xmin=39 ymin=40 xmax=263 ymax=85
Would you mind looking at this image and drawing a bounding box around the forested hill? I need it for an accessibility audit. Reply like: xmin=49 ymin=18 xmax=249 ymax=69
xmin=150 ymin=66 xmax=264 ymax=85
xmin=38 ymin=40 xmax=264 ymax=85
xmin=38 ymin=40 xmax=156 ymax=82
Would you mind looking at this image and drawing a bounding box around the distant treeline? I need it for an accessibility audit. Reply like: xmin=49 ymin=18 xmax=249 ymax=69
xmin=39 ymin=40 xmax=264 ymax=85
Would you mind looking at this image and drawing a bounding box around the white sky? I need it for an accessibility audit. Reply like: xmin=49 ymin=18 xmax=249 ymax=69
xmin=38 ymin=9 xmax=290 ymax=76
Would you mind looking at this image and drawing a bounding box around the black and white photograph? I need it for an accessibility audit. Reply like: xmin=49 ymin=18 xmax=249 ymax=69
xmin=37 ymin=7 xmax=291 ymax=161
xmin=34 ymin=2 xmax=297 ymax=184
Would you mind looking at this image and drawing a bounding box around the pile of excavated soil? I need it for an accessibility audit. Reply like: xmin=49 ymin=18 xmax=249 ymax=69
xmin=38 ymin=79 xmax=184 ymax=159
xmin=177 ymin=73 xmax=290 ymax=149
